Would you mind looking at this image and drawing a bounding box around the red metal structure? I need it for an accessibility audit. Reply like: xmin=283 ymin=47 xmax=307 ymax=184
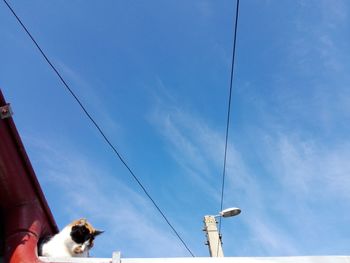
xmin=0 ymin=89 xmax=58 ymax=263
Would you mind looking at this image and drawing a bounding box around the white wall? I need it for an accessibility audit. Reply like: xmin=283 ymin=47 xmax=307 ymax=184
xmin=40 ymin=256 xmax=350 ymax=263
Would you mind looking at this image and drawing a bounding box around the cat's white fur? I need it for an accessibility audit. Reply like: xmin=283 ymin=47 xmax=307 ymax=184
xmin=40 ymin=225 xmax=89 ymax=257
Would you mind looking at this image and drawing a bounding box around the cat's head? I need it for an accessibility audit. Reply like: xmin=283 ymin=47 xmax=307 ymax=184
xmin=69 ymin=218 xmax=103 ymax=255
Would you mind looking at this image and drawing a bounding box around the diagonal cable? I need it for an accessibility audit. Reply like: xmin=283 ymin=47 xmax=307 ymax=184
xmin=217 ymin=0 xmax=240 ymax=256
xmin=2 ymin=0 xmax=195 ymax=257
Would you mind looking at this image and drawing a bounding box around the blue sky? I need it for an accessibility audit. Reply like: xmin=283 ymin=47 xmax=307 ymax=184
xmin=2 ymin=0 xmax=350 ymax=258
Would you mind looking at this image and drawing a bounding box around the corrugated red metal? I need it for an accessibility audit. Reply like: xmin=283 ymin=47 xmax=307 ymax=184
xmin=0 ymin=89 xmax=58 ymax=263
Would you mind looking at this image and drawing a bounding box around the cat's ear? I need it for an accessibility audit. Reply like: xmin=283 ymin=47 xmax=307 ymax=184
xmin=78 ymin=218 xmax=87 ymax=226
xmin=93 ymin=230 xmax=104 ymax=236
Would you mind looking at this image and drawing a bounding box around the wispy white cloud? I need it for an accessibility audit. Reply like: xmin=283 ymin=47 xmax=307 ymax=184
xmin=248 ymin=218 xmax=298 ymax=255
xmin=149 ymin=70 xmax=350 ymax=255
xmin=195 ymin=1 xmax=214 ymax=19
xmin=253 ymin=132 xmax=350 ymax=254
xmin=262 ymin=0 xmax=350 ymax=138
xmin=320 ymin=0 xmax=348 ymax=29
xmin=264 ymin=134 xmax=350 ymax=202
xmin=150 ymin=93 xmax=251 ymax=203
xmin=149 ymin=91 xmax=301 ymax=256
xmin=292 ymin=0 xmax=349 ymax=74
xmin=55 ymin=61 xmax=123 ymax=138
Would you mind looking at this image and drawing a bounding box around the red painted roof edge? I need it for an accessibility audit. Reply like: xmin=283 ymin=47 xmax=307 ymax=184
xmin=0 ymin=89 xmax=58 ymax=234
xmin=0 ymin=89 xmax=58 ymax=263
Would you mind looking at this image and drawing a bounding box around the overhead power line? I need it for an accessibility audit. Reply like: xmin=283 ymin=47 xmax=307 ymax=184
xmin=217 ymin=0 xmax=240 ymax=256
xmin=2 ymin=0 xmax=195 ymax=257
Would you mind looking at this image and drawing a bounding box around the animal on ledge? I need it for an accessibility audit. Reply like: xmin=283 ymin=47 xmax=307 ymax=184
xmin=38 ymin=218 xmax=103 ymax=257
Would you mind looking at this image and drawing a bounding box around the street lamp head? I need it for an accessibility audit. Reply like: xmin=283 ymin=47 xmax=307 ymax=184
xmin=219 ymin=207 xmax=241 ymax=218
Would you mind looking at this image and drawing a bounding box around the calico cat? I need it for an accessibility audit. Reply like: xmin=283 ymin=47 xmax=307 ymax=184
xmin=39 ymin=218 xmax=103 ymax=257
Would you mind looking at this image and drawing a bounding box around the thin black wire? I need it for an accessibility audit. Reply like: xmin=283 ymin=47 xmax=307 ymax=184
xmin=217 ymin=0 xmax=240 ymax=256
xmin=2 ymin=0 xmax=195 ymax=257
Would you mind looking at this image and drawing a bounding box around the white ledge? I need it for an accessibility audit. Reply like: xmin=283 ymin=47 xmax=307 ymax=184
xmin=40 ymin=256 xmax=350 ymax=263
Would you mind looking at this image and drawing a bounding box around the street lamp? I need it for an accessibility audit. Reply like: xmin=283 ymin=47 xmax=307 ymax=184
xmin=219 ymin=207 xmax=241 ymax=218
xmin=203 ymin=207 xmax=241 ymax=257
